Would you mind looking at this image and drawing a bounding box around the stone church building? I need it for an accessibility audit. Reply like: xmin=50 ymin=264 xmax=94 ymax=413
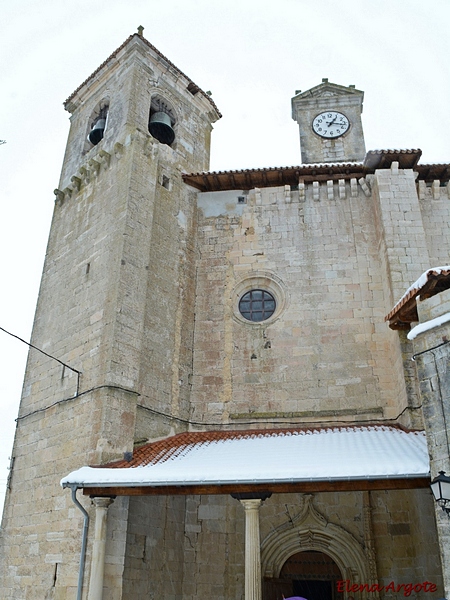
xmin=1 ymin=29 xmax=450 ymax=600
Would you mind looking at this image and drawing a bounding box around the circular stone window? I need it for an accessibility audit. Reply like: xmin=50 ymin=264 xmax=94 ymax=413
xmin=233 ymin=273 xmax=287 ymax=326
xmin=238 ymin=289 xmax=276 ymax=322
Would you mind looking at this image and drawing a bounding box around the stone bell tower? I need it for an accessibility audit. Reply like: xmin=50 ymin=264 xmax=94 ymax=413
xmin=292 ymin=78 xmax=365 ymax=164
xmin=0 ymin=28 xmax=220 ymax=597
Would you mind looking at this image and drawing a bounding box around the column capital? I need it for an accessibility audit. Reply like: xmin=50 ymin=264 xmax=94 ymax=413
xmin=240 ymin=498 xmax=262 ymax=511
xmin=91 ymin=497 xmax=114 ymax=509
xmin=231 ymin=492 xmax=272 ymax=503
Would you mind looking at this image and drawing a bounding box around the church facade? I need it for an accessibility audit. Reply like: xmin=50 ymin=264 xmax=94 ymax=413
xmin=1 ymin=29 xmax=450 ymax=600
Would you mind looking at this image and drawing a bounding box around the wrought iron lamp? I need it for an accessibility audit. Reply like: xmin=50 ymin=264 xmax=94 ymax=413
xmin=430 ymin=471 xmax=450 ymax=516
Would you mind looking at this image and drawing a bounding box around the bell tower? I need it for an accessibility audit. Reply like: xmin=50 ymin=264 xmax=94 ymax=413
xmin=292 ymin=78 xmax=365 ymax=164
xmin=0 ymin=28 xmax=220 ymax=597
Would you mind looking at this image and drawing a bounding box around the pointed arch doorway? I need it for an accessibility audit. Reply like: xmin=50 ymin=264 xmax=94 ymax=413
xmin=263 ymin=550 xmax=344 ymax=600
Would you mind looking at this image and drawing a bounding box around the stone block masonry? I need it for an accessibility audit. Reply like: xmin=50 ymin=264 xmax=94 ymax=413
xmin=190 ymin=175 xmax=421 ymax=427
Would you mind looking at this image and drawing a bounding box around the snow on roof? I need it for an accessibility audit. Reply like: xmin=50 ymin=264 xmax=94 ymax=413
xmin=61 ymin=426 xmax=429 ymax=489
xmin=395 ymin=266 xmax=450 ymax=308
xmin=407 ymin=312 xmax=450 ymax=340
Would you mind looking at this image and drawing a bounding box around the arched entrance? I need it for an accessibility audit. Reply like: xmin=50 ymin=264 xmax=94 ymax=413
xmin=261 ymin=495 xmax=373 ymax=600
xmin=263 ymin=550 xmax=344 ymax=600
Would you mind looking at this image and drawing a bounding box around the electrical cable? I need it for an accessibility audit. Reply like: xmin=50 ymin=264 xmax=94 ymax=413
xmin=0 ymin=325 xmax=81 ymax=375
xmin=1 ymin=324 xmax=82 ymax=394
xmin=15 ymin=380 xmax=422 ymax=428
xmin=412 ymin=339 xmax=450 ymax=361
xmin=3 ymin=311 xmax=423 ymax=430
xmin=15 ymin=385 xmax=138 ymax=421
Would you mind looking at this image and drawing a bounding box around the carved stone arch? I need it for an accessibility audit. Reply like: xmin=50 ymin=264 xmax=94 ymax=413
xmin=149 ymin=93 xmax=177 ymax=123
xmin=261 ymin=495 xmax=374 ymax=600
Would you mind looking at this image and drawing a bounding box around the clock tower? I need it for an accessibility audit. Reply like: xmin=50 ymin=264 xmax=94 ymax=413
xmin=292 ymin=78 xmax=365 ymax=164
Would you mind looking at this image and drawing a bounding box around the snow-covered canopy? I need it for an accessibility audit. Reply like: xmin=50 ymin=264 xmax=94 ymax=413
xmin=61 ymin=426 xmax=429 ymax=490
xmin=386 ymin=266 xmax=450 ymax=330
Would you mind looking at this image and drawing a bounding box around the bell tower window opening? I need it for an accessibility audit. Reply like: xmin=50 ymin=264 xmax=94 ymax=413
xmin=149 ymin=96 xmax=176 ymax=146
xmin=87 ymin=101 xmax=109 ymax=147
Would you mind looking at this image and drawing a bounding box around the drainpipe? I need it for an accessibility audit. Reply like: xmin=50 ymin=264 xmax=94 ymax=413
xmin=67 ymin=484 xmax=89 ymax=600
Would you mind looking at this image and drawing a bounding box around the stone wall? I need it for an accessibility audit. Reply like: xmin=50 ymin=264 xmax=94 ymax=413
xmin=418 ymin=183 xmax=450 ymax=267
xmin=191 ymin=177 xmax=414 ymax=427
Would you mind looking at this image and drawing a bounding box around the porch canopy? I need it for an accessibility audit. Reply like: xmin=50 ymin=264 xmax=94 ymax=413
xmin=386 ymin=265 xmax=450 ymax=330
xmin=61 ymin=425 xmax=430 ymax=497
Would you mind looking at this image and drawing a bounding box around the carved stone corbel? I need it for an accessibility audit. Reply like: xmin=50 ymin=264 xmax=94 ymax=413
xmin=54 ymin=189 xmax=65 ymax=203
xmin=284 ymin=185 xmax=291 ymax=203
xmin=313 ymin=180 xmax=320 ymax=201
xmin=327 ymin=180 xmax=334 ymax=200
xmin=71 ymin=176 xmax=81 ymax=191
xmin=358 ymin=177 xmax=371 ymax=197
xmin=99 ymin=150 xmax=111 ymax=168
xmin=79 ymin=166 xmax=90 ymax=185
xmin=432 ymin=180 xmax=440 ymax=200
xmin=298 ymin=180 xmax=306 ymax=202
xmin=113 ymin=143 xmax=123 ymax=160
xmin=88 ymin=158 xmax=101 ymax=176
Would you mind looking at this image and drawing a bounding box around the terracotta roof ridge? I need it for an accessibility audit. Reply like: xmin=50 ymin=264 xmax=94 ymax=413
xmin=417 ymin=162 xmax=450 ymax=167
xmin=64 ymin=31 xmax=221 ymax=117
xmin=183 ymin=162 xmax=365 ymax=178
xmin=366 ymin=148 xmax=421 ymax=154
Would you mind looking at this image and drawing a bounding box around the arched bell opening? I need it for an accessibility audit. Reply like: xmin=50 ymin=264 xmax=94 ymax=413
xmin=148 ymin=96 xmax=176 ymax=146
xmin=263 ymin=551 xmax=344 ymax=600
xmin=86 ymin=100 xmax=109 ymax=150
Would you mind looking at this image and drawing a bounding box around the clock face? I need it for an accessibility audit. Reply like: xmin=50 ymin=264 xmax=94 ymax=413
xmin=312 ymin=111 xmax=350 ymax=139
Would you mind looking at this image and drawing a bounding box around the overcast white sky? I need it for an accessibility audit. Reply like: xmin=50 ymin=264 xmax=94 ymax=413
xmin=1 ymin=0 xmax=449 ymax=513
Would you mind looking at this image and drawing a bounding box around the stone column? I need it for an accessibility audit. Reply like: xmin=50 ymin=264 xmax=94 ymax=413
xmin=240 ymin=498 xmax=263 ymax=600
xmin=88 ymin=497 xmax=114 ymax=600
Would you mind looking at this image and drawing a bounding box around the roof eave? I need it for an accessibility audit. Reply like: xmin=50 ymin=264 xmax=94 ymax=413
xmin=64 ymin=32 xmax=221 ymax=120
xmin=74 ymin=475 xmax=430 ymax=497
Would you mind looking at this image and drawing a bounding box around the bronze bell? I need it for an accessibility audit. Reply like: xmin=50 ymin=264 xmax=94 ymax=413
xmin=88 ymin=118 xmax=106 ymax=146
xmin=149 ymin=112 xmax=175 ymax=145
